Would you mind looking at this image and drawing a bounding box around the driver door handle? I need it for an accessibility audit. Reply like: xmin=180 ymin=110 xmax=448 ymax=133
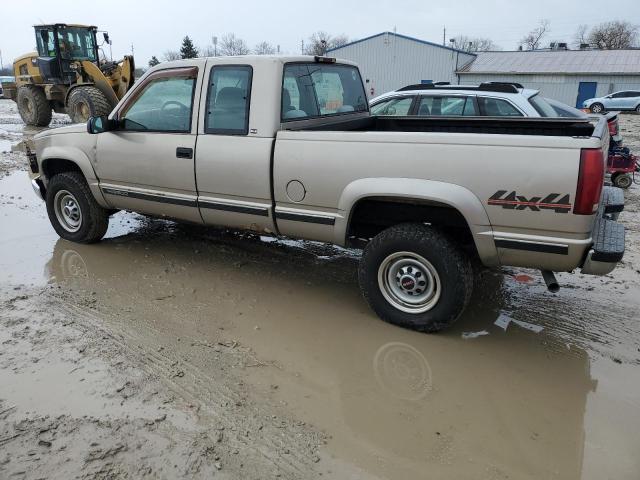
xmin=176 ymin=147 xmax=193 ymax=159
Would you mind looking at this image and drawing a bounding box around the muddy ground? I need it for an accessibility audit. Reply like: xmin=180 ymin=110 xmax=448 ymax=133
xmin=1 ymin=99 xmax=639 ymax=480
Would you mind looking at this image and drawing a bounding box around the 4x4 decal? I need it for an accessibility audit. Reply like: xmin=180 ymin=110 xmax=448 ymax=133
xmin=488 ymin=191 xmax=572 ymax=213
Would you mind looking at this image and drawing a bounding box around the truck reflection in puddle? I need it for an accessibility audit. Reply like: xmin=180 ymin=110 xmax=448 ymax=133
xmin=44 ymin=225 xmax=597 ymax=480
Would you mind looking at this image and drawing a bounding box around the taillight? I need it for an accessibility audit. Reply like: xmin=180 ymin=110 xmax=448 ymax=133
xmin=607 ymin=119 xmax=619 ymax=137
xmin=574 ymin=148 xmax=604 ymax=215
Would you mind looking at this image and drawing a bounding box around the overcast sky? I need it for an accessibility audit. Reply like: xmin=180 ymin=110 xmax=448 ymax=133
xmin=1 ymin=0 xmax=639 ymax=68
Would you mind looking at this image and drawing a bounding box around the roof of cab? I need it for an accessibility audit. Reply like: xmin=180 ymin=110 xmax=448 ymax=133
xmin=150 ymin=55 xmax=358 ymax=71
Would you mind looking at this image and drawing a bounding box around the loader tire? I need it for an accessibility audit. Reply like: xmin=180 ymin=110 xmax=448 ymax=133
xmin=67 ymin=86 xmax=113 ymax=124
xmin=16 ymin=85 xmax=52 ymax=127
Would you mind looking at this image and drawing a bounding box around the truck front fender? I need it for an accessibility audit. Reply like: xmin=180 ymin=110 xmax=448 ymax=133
xmin=335 ymin=178 xmax=499 ymax=266
xmin=40 ymin=146 xmax=109 ymax=208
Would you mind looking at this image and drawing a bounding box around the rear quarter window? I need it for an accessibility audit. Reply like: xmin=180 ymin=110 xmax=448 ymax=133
xmin=281 ymin=63 xmax=368 ymax=121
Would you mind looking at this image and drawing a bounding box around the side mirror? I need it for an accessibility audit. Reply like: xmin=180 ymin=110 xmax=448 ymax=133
xmin=87 ymin=116 xmax=116 ymax=134
xmin=103 ymin=32 xmax=111 ymax=45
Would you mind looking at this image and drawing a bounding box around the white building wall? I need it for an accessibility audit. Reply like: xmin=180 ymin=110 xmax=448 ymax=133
xmin=459 ymin=73 xmax=640 ymax=107
xmin=330 ymin=33 xmax=476 ymax=98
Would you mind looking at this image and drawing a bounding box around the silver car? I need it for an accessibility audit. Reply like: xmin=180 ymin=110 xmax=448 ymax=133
xmin=583 ymin=90 xmax=640 ymax=114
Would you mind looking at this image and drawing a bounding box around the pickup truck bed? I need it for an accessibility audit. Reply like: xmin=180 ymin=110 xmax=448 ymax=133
xmin=29 ymin=55 xmax=625 ymax=333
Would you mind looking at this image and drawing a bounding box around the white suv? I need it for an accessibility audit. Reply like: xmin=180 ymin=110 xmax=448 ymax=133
xmin=370 ymin=82 xmax=567 ymax=118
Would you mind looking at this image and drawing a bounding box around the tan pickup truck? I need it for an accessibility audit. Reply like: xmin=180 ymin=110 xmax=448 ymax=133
xmin=28 ymin=55 xmax=625 ymax=332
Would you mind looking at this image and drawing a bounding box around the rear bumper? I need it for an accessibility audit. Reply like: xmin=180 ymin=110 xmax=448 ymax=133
xmin=580 ymin=186 xmax=625 ymax=275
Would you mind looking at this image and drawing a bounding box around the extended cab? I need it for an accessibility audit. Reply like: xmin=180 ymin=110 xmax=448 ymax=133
xmin=28 ymin=55 xmax=625 ymax=332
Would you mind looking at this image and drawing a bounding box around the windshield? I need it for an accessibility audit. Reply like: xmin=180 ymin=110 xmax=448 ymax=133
xmin=57 ymin=27 xmax=97 ymax=61
xmin=528 ymin=94 xmax=558 ymax=117
xmin=282 ymin=63 xmax=368 ymax=121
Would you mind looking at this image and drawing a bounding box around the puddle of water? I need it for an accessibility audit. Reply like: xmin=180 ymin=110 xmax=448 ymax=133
xmin=33 ymin=223 xmax=640 ymax=479
xmin=0 ymin=171 xmax=146 ymax=285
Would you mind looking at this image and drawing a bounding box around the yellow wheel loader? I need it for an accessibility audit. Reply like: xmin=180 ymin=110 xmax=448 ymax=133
xmin=2 ymin=24 xmax=135 ymax=126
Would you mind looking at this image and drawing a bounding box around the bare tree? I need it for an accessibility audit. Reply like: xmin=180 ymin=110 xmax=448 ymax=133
xmin=163 ymin=50 xmax=181 ymax=61
xmin=304 ymin=31 xmax=349 ymax=56
xmin=573 ymin=24 xmax=589 ymax=48
xmin=199 ymin=44 xmax=217 ymax=57
xmin=520 ymin=19 xmax=550 ymax=50
xmin=219 ymin=33 xmax=250 ymax=56
xmin=254 ymin=41 xmax=276 ymax=55
xmin=450 ymin=35 xmax=499 ymax=52
xmin=588 ymin=21 xmax=639 ymax=49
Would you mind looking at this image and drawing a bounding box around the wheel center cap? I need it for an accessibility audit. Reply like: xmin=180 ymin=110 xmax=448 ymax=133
xmin=400 ymin=275 xmax=416 ymax=291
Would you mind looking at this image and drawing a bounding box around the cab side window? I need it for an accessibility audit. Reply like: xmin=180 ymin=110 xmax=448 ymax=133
xmin=121 ymin=72 xmax=196 ymax=133
xmin=205 ymin=66 xmax=252 ymax=135
xmin=36 ymin=30 xmax=56 ymax=57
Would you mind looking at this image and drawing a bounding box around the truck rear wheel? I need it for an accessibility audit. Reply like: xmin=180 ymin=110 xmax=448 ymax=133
xmin=67 ymin=86 xmax=113 ymax=124
xmin=46 ymin=172 xmax=109 ymax=243
xmin=16 ymin=85 xmax=52 ymax=127
xmin=358 ymin=223 xmax=473 ymax=333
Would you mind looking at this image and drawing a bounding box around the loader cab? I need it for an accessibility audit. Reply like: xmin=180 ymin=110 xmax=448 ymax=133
xmin=34 ymin=24 xmax=99 ymax=84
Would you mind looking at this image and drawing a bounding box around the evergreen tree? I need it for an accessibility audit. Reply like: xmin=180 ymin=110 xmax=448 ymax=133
xmin=180 ymin=36 xmax=199 ymax=59
xmin=148 ymin=56 xmax=160 ymax=67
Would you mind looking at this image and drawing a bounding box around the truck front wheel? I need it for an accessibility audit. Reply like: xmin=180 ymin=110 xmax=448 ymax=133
xmin=358 ymin=224 xmax=473 ymax=332
xmin=16 ymin=85 xmax=52 ymax=127
xmin=46 ymin=172 xmax=109 ymax=243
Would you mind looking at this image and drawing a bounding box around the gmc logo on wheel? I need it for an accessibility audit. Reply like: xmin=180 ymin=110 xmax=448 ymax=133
xmin=488 ymin=190 xmax=572 ymax=213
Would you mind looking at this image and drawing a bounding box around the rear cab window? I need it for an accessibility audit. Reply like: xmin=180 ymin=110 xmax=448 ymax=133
xmin=281 ymin=63 xmax=368 ymax=121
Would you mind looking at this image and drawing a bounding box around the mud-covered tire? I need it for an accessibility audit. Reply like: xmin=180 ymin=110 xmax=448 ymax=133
xmin=358 ymin=223 xmax=473 ymax=333
xmin=612 ymin=172 xmax=632 ymax=189
xmin=16 ymin=85 xmax=52 ymax=126
xmin=590 ymin=103 xmax=604 ymax=114
xmin=46 ymin=172 xmax=109 ymax=243
xmin=67 ymin=86 xmax=113 ymax=124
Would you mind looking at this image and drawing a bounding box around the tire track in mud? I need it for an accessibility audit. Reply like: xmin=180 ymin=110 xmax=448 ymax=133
xmin=51 ymin=294 xmax=326 ymax=478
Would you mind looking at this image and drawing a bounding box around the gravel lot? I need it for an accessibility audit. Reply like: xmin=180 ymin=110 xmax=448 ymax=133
xmin=1 ymin=100 xmax=639 ymax=479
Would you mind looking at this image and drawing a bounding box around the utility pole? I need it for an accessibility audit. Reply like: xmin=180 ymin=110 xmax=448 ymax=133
xmin=212 ymin=36 xmax=217 ymax=56
xmin=131 ymin=44 xmax=134 ymax=56
xmin=301 ymin=39 xmax=304 ymax=54
xmin=443 ymin=26 xmax=446 ymax=46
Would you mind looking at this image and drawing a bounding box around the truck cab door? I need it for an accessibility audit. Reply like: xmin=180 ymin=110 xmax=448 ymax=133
xmin=194 ymin=63 xmax=276 ymax=233
xmin=95 ymin=64 xmax=205 ymax=224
